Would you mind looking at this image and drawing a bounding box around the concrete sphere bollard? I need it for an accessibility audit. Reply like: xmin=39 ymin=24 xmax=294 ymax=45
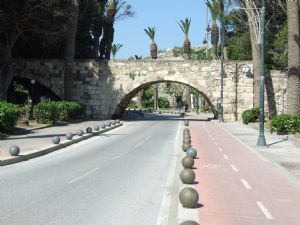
xmin=183 ymin=128 xmax=190 ymax=133
xmin=93 ymin=125 xmax=100 ymax=131
xmin=66 ymin=133 xmax=73 ymax=140
xmin=116 ymin=119 xmax=120 ymax=124
xmin=111 ymin=120 xmax=116 ymax=125
xmin=184 ymin=120 xmax=189 ymax=126
xmin=180 ymin=169 xmax=195 ymax=184
xmin=182 ymin=143 xmax=191 ymax=152
xmin=52 ymin=136 xmax=60 ymax=144
xmin=101 ymin=123 xmax=106 ymax=129
xmin=186 ymin=148 xmax=197 ymax=159
xmin=106 ymin=122 xmax=111 ymax=127
xmin=9 ymin=145 xmax=20 ymax=156
xmin=86 ymin=127 xmax=93 ymax=133
xmin=180 ymin=221 xmax=199 ymax=225
xmin=179 ymin=187 xmax=199 ymax=208
xmin=77 ymin=129 xmax=84 ymax=136
xmin=182 ymin=156 xmax=194 ymax=168
xmin=183 ymin=138 xmax=191 ymax=145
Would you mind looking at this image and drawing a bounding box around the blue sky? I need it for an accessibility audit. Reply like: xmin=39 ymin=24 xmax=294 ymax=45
xmin=114 ymin=0 xmax=208 ymax=59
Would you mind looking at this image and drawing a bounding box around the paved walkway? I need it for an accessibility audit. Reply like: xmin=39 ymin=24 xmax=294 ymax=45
xmin=187 ymin=115 xmax=300 ymax=225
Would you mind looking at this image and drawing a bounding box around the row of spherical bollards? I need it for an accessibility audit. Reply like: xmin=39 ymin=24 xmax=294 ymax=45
xmin=179 ymin=120 xmax=200 ymax=225
xmin=8 ymin=120 xmax=121 ymax=156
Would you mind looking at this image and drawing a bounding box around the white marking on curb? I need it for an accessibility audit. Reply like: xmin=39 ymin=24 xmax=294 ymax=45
xmin=230 ymin=164 xmax=239 ymax=172
xmin=224 ymin=154 xmax=229 ymax=160
xmin=241 ymin=179 xmax=251 ymax=189
xmin=68 ymin=168 xmax=98 ymax=184
xmin=256 ymin=201 xmax=274 ymax=220
xmin=111 ymin=151 xmax=128 ymax=160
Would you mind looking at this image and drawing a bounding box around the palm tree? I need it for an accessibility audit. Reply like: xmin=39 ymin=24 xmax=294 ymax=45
xmin=287 ymin=0 xmax=300 ymax=115
xmin=206 ymin=0 xmax=220 ymax=57
xmin=178 ymin=18 xmax=191 ymax=55
xmin=111 ymin=43 xmax=123 ymax=59
xmin=144 ymin=27 xmax=157 ymax=59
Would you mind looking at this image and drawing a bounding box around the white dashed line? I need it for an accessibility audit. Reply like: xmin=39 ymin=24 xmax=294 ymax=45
xmin=241 ymin=179 xmax=251 ymax=189
xmin=68 ymin=168 xmax=98 ymax=184
xmin=230 ymin=164 xmax=239 ymax=172
xmin=111 ymin=151 xmax=128 ymax=160
xmin=218 ymin=147 xmax=223 ymax=152
xmin=145 ymin=136 xmax=151 ymax=140
xmin=134 ymin=142 xmax=143 ymax=149
xmin=256 ymin=201 xmax=274 ymax=220
xmin=211 ymin=137 xmax=215 ymax=141
xmin=223 ymin=154 xmax=229 ymax=160
xmin=215 ymin=142 xmax=219 ymax=146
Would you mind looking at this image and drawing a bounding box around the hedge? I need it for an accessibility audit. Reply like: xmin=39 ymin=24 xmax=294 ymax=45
xmin=33 ymin=101 xmax=85 ymax=124
xmin=242 ymin=107 xmax=260 ymax=124
xmin=0 ymin=102 xmax=22 ymax=132
xmin=270 ymin=114 xmax=300 ymax=134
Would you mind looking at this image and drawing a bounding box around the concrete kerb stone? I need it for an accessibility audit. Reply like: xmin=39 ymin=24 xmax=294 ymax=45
xmin=0 ymin=123 xmax=123 ymax=166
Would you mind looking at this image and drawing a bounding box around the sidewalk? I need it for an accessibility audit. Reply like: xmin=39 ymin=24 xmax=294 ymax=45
xmin=0 ymin=119 xmax=121 ymax=163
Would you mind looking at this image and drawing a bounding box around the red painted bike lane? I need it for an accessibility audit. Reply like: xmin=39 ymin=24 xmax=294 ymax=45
xmin=189 ymin=120 xmax=300 ymax=225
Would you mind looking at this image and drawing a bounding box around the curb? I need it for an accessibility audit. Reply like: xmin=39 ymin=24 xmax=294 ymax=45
xmin=0 ymin=123 xmax=123 ymax=166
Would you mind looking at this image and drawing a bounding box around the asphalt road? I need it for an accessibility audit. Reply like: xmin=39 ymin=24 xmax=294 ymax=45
xmin=0 ymin=117 xmax=181 ymax=225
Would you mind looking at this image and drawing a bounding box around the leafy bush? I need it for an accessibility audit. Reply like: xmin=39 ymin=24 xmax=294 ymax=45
xmin=0 ymin=102 xmax=22 ymax=132
xmin=242 ymin=107 xmax=260 ymax=124
xmin=33 ymin=101 xmax=85 ymax=124
xmin=270 ymin=114 xmax=300 ymax=134
xmin=127 ymin=100 xmax=138 ymax=109
xmin=158 ymin=97 xmax=170 ymax=109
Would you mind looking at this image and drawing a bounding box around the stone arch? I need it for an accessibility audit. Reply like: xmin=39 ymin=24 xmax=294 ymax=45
xmin=111 ymin=80 xmax=218 ymax=119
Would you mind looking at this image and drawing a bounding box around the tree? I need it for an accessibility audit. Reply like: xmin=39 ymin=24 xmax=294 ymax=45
xmin=144 ymin=27 xmax=158 ymax=59
xmin=111 ymin=43 xmax=123 ymax=59
xmin=206 ymin=0 xmax=220 ymax=57
xmin=287 ymin=0 xmax=300 ymax=115
xmin=178 ymin=18 xmax=191 ymax=55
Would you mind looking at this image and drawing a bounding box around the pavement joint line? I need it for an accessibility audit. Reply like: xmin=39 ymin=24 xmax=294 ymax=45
xmin=223 ymin=154 xmax=229 ymax=160
xmin=111 ymin=151 xmax=129 ymax=160
xmin=230 ymin=164 xmax=239 ymax=172
xmin=68 ymin=168 xmax=98 ymax=184
xmin=241 ymin=178 xmax=252 ymax=189
xmin=256 ymin=201 xmax=274 ymax=220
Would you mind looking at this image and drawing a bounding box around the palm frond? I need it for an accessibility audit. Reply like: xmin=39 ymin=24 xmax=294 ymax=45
xmin=144 ymin=27 xmax=156 ymax=41
xmin=178 ymin=18 xmax=191 ymax=36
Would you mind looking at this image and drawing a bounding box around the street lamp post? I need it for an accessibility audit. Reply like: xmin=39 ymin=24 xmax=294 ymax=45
xmin=257 ymin=0 xmax=267 ymax=146
xmin=219 ymin=0 xmax=225 ymax=122
xmin=30 ymin=79 xmax=36 ymax=120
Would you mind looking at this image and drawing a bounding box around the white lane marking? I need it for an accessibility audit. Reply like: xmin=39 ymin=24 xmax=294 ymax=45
xmin=145 ymin=135 xmax=151 ymax=140
xmin=215 ymin=142 xmax=219 ymax=146
xmin=211 ymin=137 xmax=215 ymax=141
xmin=68 ymin=168 xmax=98 ymax=184
xmin=230 ymin=164 xmax=239 ymax=172
xmin=134 ymin=142 xmax=143 ymax=149
xmin=218 ymin=147 xmax=223 ymax=152
xmin=256 ymin=201 xmax=274 ymax=220
xmin=241 ymin=179 xmax=252 ymax=189
xmin=111 ymin=151 xmax=128 ymax=160
xmin=223 ymin=154 xmax=229 ymax=160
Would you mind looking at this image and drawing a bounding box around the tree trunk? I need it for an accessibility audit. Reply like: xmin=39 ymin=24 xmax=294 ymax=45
xmin=287 ymin=1 xmax=300 ymax=115
xmin=224 ymin=46 xmax=228 ymax=60
xmin=64 ymin=3 xmax=79 ymax=101
xmin=153 ymin=84 xmax=159 ymax=109
xmin=186 ymin=87 xmax=191 ymax=110
xmin=137 ymin=90 xmax=143 ymax=109
xmin=0 ymin=45 xmax=14 ymax=101
xmin=92 ymin=18 xmax=103 ymax=58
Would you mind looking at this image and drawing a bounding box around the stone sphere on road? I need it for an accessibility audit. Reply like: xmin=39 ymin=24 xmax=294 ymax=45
xmin=184 ymin=120 xmax=189 ymax=126
xmin=86 ymin=127 xmax=92 ymax=133
xmin=77 ymin=129 xmax=84 ymax=136
xmin=186 ymin=148 xmax=197 ymax=159
xmin=9 ymin=145 xmax=20 ymax=156
xmin=106 ymin=122 xmax=111 ymax=127
xmin=101 ymin=123 xmax=106 ymax=129
xmin=116 ymin=119 xmax=120 ymax=124
xmin=111 ymin=120 xmax=116 ymax=125
xmin=93 ymin=125 xmax=99 ymax=131
xmin=182 ymin=156 xmax=194 ymax=168
xmin=180 ymin=221 xmax=199 ymax=225
xmin=183 ymin=128 xmax=190 ymax=134
xmin=52 ymin=136 xmax=60 ymax=144
xmin=179 ymin=187 xmax=199 ymax=208
xmin=182 ymin=143 xmax=191 ymax=152
xmin=183 ymin=139 xmax=191 ymax=145
xmin=180 ymin=169 xmax=195 ymax=184
xmin=66 ymin=133 xmax=73 ymax=140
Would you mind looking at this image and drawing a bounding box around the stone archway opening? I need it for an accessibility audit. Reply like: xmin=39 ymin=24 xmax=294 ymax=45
xmin=112 ymin=80 xmax=218 ymax=119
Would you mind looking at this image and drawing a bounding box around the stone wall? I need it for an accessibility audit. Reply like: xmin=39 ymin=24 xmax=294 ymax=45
xmin=12 ymin=59 xmax=287 ymax=120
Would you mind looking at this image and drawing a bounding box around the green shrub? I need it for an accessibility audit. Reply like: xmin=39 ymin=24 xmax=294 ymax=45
xmin=158 ymin=97 xmax=170 ymax=109
xmin=0 ymin=101 xmax=22 ymax=132
xmin=270 ymin=114 xmax=300 ymax=134
xmin=128 ymin=100 xmax=138 ymax=109
xmin=242 ymin=107 xmax=260 ymax=124
xmin=33 ymin=101 xmax=85 ymax=124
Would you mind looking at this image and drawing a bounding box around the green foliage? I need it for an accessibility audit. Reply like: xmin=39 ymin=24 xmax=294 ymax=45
xmin=33 ymin=101 xmax=85 ymax=124
xmin=158 ymin=97 xmax=170 ymax=109
xmin=227 ymin=32 xmax=252 ymax=60
xmin=143 ymin=98 xmax=154 ymax=109
xmin=178 ymin=18 xmax=191 ymax=36
xmin=0 ymin=102 xmax=22 ymax=132
xmin=173 ymin=46 xmax=209 ymax=60
xmin=242 ymin=107 xmax=260 ymax=124
xmin=127 ymin=100 xmax=138 ymax=108
xmin=270 ymin=114 xmax=300 ymax=134
xmin=111 ymin=43 xmax=123 ymax=59
xmin=144 ymin=27 xmax=156 ymax=41
xmin=127 ymin=72 xmax=139 ymax=80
